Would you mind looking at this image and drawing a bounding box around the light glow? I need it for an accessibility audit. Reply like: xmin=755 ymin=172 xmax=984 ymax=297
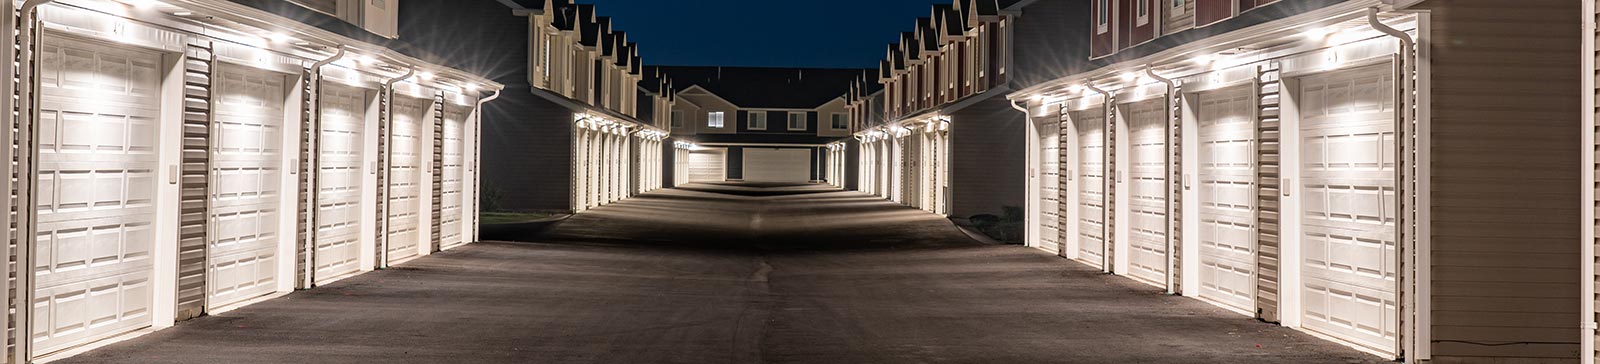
xmin=418 ymin=71 xmax=434 ymax=81
xmin=269 ymin=32 xmax=291 ymax=44
xmin=1304 ymin=26 xmax=1333 ymax=40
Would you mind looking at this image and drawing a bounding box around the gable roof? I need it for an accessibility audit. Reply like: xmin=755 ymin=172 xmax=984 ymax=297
xmin=653 ymin=66 xmax=869 ymax=110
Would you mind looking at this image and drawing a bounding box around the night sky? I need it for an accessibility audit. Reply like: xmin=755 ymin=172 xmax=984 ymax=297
xmin=580 ymin=0 xmax=946 ymax=69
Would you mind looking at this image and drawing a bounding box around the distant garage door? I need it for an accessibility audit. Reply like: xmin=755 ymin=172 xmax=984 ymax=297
xmin=208 ymin=63 xmax=289 ymax=308
xmin=1297 ymin=64 xmax=1398 ymax=354
xmin=315 ymin=83 xmax=367 ymax=284
xmin=1072 ymin=108 xmax=1107 ymax=270
xmin=1124 ymin=99 xmax=1168 ymax=287
xmin=687 ymin=149 xmax=726 ymax=183
xmin=387 ymin=95 xmax=431 ymax=265
xmin=34 ymin=34 xmax=162 ymax=354
xmin=743 ymin=148 xmax=810 ymax=183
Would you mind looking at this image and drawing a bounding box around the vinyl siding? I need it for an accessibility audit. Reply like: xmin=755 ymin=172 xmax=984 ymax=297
xmin=480 ymin=89 xmax=576 ymax=212
xmin=1420 ymin=0 xmax=1582 ymax=360
xmin=175 ymin=39 xmax=215 ymax=321
xmin=1255 ymin=61 xmax=1282 ymax=323
xmin=950 ymin=97 xmax=1026 ymax=219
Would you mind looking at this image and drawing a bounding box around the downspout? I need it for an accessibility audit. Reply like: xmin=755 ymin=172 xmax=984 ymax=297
xmin=17 ymin=1 xmax=55 ymax=362
xmin=1367 ymin=7 xmax=1417 ymax=360
xmin=1583 ymin=0 xmax=1597 ymax=362
xmin=1146 ymin=65 xmax=1177 ymax=296
xmin=305 ymin=46 xmax=346 ymax=288
xmin=472 ymin=88 xmax=500 ymax=242
xmin=1088 ymin=81 xmax=1113 ymax=273
xmin=377 ymin=66 xmax=416 ymax=269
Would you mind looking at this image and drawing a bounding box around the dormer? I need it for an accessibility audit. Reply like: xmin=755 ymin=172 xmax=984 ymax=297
xmin=900 ymin=32 xmax=921 ymax=64
xmin=603 ymin=29 xmax=624 ymax=60
xmin=629 ymin=45 xmax=642 ymax=75
xmin=577 ymin=5 xmax=600 ymax=48
xmin=952 ymin=0 xmax=973 ymax=31
xmin=551 ymin=0 xmax=577 ymax=31
xmin=916 ymin=18 xmax=939 ymax=57
xmin=596 ymin=17 xmax=615 ymax=54
xmin=878 ymin=60 xmax=893 ymax=82
xmin=966 ymin=0 xmax=1001 ymax=25
xmin=886 ymin=44 xmax=906 ymax=73
xmin=933 ymin=4 xmax=963 ymax=43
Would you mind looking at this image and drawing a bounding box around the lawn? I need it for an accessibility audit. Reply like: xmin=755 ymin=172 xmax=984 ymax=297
xmin=479 ymin=212 xmax=563 ymax=225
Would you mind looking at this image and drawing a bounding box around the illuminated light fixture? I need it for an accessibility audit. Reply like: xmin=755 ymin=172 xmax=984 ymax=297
xmin=172 ymin=11 xmax=191 ymax=16
xmin=1192 ymin=54 xmax=1215 ymax=66
xmin=1304 ymin=26 xmax=1333 ymax=40
xmin=355 ymin=55 xmax=375 ymax=65
xmin=1031 ymin=94 xmax=1044 ymax=102
xmin=269 ymin=32 xmax=291 ymax=44
xmin=1068 ymin=84 xmax=1085 ymax=95
xmin=1121 ymin=72 xmax=1139 ymax=82
xmin=417 ymin=71 xmax=434 ymax=81
xmin=465 ymin=83 xmax=480 ymax=92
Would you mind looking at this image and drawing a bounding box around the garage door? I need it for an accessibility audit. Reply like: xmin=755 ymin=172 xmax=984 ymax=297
xmin=315 ymin=83 xmax=367 ymax=283
xmin=743 ymin=148 xmax=810 ymax=183
xmin=387 ymin=95 xmax=430 ymax=264
xmin=1298 ymin=64 xmax=1398 ymax=353
xmin=688 ymin=149 xmax=726 ymax=182
xmin=1036 ymin=114 xmax=1062 ymax=254
xmin=33 ymin=35 xmax=162 ymax=354
xmin=208 ymin=64 xmax=287 ymax=308
xmin=1196 ymin=86 xmax=1257 ymax=312
xmin=1125 ymin=99 xmax=1168 ymax=286
xmin=440 ymin=104 xmax=468 ymax=249
xmin=1072 ymin=109 xmax=1107 ymax=269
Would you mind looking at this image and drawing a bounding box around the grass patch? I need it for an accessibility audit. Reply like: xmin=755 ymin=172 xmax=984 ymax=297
xmin=480 ymin=212 xmax=562 ymax=225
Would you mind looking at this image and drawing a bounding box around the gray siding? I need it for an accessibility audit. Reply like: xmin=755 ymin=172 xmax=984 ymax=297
xmin=175 ymin=39 xmax=214 ymax=321
xmin=950 ymin=98 xmax=1026 ymax=219
xmin=1421 ymin=0 xmax=1581 ymax=360
xmin=481 ymin=89 xmax=576 ymax=212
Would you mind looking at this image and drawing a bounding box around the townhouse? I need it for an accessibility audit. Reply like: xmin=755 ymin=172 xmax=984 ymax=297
xmin=659 ymin=66 xmax=859 ymax=185
xmin=850 ymin=0 xmax=1034 ymax=219
xmin=491 ymin=0 xmax=673 ymax=214
xmin=0 ymin=0 xmax=516 ymax=361
xmin=1010 ymin=0 xmax=1586 ymax=362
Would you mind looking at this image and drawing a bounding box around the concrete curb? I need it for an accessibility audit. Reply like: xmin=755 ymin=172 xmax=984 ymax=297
xmin=949 ymin=218 xmax=1005 ymax=245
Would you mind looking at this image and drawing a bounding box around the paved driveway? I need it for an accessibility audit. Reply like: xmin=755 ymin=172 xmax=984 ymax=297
xmin=58 ymin=183 xmax=1381 ymax=364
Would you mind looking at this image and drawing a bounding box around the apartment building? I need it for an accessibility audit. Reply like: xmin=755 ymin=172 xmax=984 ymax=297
xmin=851 ymin=0 xmax=1037 ymax=219
xmin=489 ymin=0 xmax=673 ymax=214
xmin=660 ymin=66 xmax=861 ymax=185
xmin=1010 ymin=0 xmax=1585 ymax=362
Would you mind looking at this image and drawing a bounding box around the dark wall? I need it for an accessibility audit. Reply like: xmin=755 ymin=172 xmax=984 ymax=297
xmin=482 ymin=93 xmax=575 ymax=212
xmin=663 ymin=138 xmax=679 ymax=187
xmin=734 ymin=110 xmax=821 ymax=134
xmin=845 ymin=140 xmax=860 ymax=191
xmin=726 ymin=147 xmax=744 ymax=180
xmin=950 ymin=98 xmax=1024 ymax=219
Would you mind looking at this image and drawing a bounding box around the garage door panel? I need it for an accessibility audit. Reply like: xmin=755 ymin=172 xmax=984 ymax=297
xmin=1073 ymin=109 xmax=1106 ymax=268
xmin=1298 ymin=64 xmax=1397 ymax=353
xmin=1125 ymin=100 xmax=1167 ymax=285
xmin=743 ymin=148 xmax=810 ymax=183
xmin=1038 ymin=116 xmax=1061 ymax=253
xmin=315 ymin=84 xmax=367 ymax=282
xmin=688 ymin=149 xmax=726 ymax=182
xmin=208 ymin=65 xmax=287 ymax=307
xmin=34 ymin=35 xmax=161 ymax=354
xmin=440 ymin=104 xmax=468 ymax=248
xmin=1196 ymin=86 xmax=1257 ymax=311
xmin=387 ymin=96 xmax=430 ymax=263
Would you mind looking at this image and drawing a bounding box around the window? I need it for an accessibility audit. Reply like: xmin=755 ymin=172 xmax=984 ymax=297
xmin=671 ymin=110 xmax=685 ymax=128
xmin=1096 ymin=0 xmax=1110 ymax=34
xmin=542 ymin=36 xmax=552 ymax=79
xmin=831 ymin=113 xmax=848 ymax=130
xmin=788 ymin=112 xmax=807 ymax=131
xmin=749 ymin=111 xmax=768 ymax=130
xmin=708 ymin=111 xmax=725 ymax=128
xmin=1172 ymin=0 xmax=1185 ymax=15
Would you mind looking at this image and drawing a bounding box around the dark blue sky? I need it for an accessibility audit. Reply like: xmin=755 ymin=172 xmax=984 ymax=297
xmin=581 ymin=0 xmax=945 ymax=69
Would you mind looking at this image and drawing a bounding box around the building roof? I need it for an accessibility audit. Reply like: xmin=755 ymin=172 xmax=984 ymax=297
xmin=652 ymin=66 xmax=868 ymax=110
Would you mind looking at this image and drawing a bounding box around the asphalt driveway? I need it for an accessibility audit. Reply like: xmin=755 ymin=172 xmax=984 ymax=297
xmin=57 ymin=183 xmax=1381 ymax=364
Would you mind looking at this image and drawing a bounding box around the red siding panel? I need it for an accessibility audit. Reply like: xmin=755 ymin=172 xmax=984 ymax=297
xmin=1127 ymin=0 xmax=1155 ymax=46
xmin=1091 ymin=0 xmax=1116 ymax=58
xmin=1195 ymin=0 xmax=1232 ymax=27
xmin=1117 ymin=0 xmax=1132 ymax=49
xmin=1240 ymin=0 xmax=1278 ymax=12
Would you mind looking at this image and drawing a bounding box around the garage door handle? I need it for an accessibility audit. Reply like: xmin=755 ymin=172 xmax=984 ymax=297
xmin=169 ymin=165 xmax=179 ymax=185
xmin=1282 ymin=178 xmax=1291 ymax=197
xmin=290 ymin=159 xmax=298 ymax=174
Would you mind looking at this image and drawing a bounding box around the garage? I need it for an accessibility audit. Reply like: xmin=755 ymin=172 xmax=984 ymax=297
xmin=207 ymin=64 xmax=290 ymax=308
xmin=1034 ymin=113 xmax=1062 ymax=254
xmin=440 ymin=102 xmax=470 ymax=250
xmin=1124 ymin=99 xmax=1168 ymax=286
xmin=315 ymin=83 xmax=369 ymax=283
xmin=743 ymin=148 xmax=811 ymax=183
xmin=1072 ymin=108 xmax=1107 ymax=269
xmin=687 ymin=148 xmax=726 ymax=182
xmin=1296 ymin=64 xmax=1398 ymax=353
xmin=387 ymin=94 xmax=432 ymax=265
xmin=32 ymin=34 xmax=163 ymax=354
xmin=1194 ymin=86 xmax=1257 ymax=312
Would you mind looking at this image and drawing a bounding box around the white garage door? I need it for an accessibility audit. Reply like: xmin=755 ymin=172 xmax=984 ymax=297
xmin=440 ymin=104 xmax=468 ymax=249
xmin=1036 ymin=115 xmax=1062 ymax=254
xmin=1125 ymin=99 xmax=1168 ymax=286
xmin=1298 ymin=64 xmax=1397 ymax=353
xmin=316 ymin=84 xmax=367 ymax=283
xmin=387 ymin=96 xmax=430 ymax=264
xmin=208 ymin=64 xmax=287 ymax=308
xmin=33 ymin=35 xmax=161 ymax=354
xmin=688 ymin=149 xmax=726 ymax=182
xmin=743 ymin=148 xmax=810 ymax=183
xmin=1196 ymin=86 xmax=1257 ymax=312
xmin=1073 ymin=109 xmax=1107 ymax=269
